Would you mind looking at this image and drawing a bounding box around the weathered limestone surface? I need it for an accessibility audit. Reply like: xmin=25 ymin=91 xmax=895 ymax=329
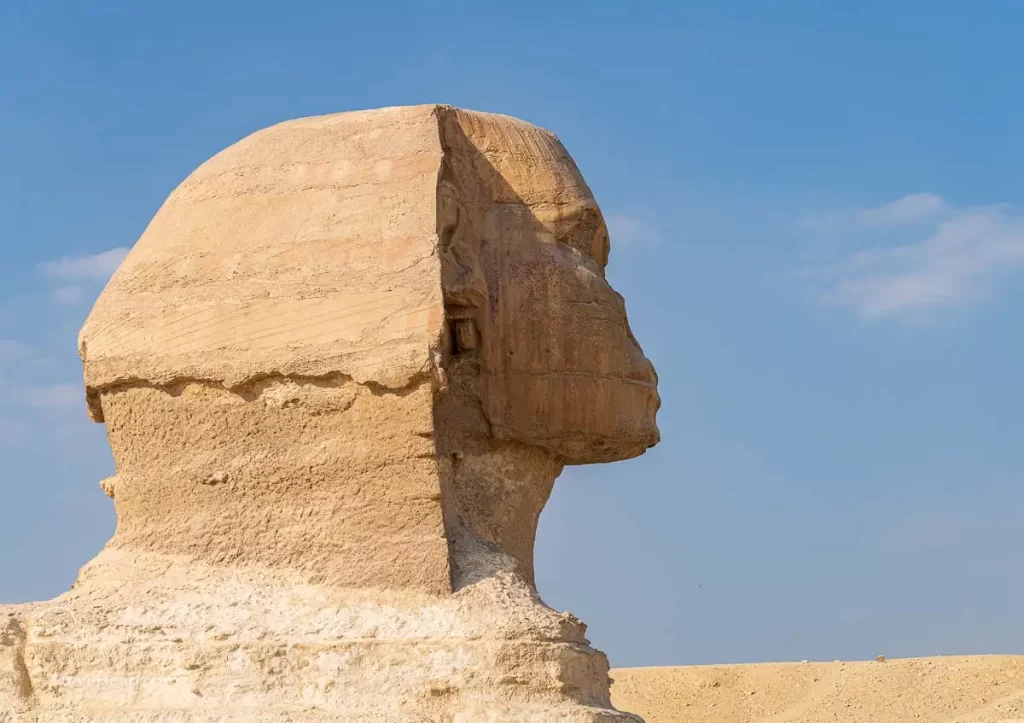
xmin=1 ymin=105 xmax=660 ymax=722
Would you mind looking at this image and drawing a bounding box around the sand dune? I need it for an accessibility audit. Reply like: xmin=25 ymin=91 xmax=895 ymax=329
xmin=611 ymin=655 xmax=1024 ymax=722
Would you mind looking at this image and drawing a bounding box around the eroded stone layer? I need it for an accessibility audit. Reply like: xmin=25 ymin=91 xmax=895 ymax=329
xmin=2 ymin=550 xmax=635 ymax=722
xmin=100 ymin=380 xmax=449 ymax=593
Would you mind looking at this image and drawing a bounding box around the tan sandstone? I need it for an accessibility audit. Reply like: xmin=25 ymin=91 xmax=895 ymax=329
xmin=0 ymin=105 xmax=660 ymax=721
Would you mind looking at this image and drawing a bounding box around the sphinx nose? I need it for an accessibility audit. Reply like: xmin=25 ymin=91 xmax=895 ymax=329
xmin=639 ymin=352 xmax=658 ymax=386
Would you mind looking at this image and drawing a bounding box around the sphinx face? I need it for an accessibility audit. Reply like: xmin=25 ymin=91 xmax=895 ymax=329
xmin=440 ymin=109 xmax=661 ymax=464
xmin=474 ymin=201 xmax=661 ymax=465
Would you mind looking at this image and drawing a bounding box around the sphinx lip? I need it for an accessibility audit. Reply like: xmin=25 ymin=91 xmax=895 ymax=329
xmin=502 ymin=368 xmax=658 ymax=389
xmin=628 ymin=380 xmax=659 ymax=390
xmin=619 ymin=376 xmax=659 ymax=390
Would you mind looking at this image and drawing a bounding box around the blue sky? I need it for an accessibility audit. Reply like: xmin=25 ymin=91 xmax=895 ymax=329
xmin=2 ymin=1 xmax=1023 ymax=668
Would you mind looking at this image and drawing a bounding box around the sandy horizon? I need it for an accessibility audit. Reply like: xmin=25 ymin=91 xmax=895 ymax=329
xmin=611 ymin=654 xmax=1024 ymax=722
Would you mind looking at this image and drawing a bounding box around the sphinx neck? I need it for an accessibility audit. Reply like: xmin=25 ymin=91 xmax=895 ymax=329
xmin=96 ymin=380 xmax=562 ymax=595
xmin=438 ymin=442 xmax=563 ymax=591
xmin=98 ymin=378 xmax=451 ymax=591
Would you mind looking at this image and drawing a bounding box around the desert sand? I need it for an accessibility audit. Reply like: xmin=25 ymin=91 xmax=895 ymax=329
xmin=611 ymin=655 xmax=1024 ymax=722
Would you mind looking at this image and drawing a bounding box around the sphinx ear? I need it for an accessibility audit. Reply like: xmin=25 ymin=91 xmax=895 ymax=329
xmin=437 ymin=181 xmax=488 ymax=357
xmin=434 ymin=181 xmax=494 ymax=444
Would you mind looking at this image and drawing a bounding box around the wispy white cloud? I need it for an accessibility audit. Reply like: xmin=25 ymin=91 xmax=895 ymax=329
xmin=33 ymin=247 xmax=129 ymax=307
xmin=854 ymin=193 xmax=946 ymax=227
xmin=19 ymin=383 xmax=82 ymax=409
xmin=805 ymin=195 xmax=1024 ymax=319
xmin=38 ymin=247 xmax=129 ymax=282
xmin=800 ymin=193 xmax=946 ymax=234
xmin=607 ymin=214 xmax=661 ymax=248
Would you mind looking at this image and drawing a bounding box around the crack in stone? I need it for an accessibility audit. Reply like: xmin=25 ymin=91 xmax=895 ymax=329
xmin=85 ymin=369 xmax=435 ymax=422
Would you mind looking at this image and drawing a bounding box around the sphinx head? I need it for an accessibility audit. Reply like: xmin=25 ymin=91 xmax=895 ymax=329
xmin=434 ymin=108 xmax=660 ymax=464
xmin=79 ymin=105 xmax=659 ymax=592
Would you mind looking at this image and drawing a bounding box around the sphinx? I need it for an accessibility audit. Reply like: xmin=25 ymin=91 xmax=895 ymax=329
xmin=1 ymin=105 xmax=660 ymax=722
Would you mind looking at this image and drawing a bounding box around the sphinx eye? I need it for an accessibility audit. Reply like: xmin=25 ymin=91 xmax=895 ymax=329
xmin=592 ymin=223 xmax=610 ymax=268
xmin=557 ymin=205 xmax=609 ymax=269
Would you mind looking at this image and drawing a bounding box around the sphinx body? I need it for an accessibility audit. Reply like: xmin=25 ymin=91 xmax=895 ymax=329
xmin=0 ymin=105 xmax=659 ymax=722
